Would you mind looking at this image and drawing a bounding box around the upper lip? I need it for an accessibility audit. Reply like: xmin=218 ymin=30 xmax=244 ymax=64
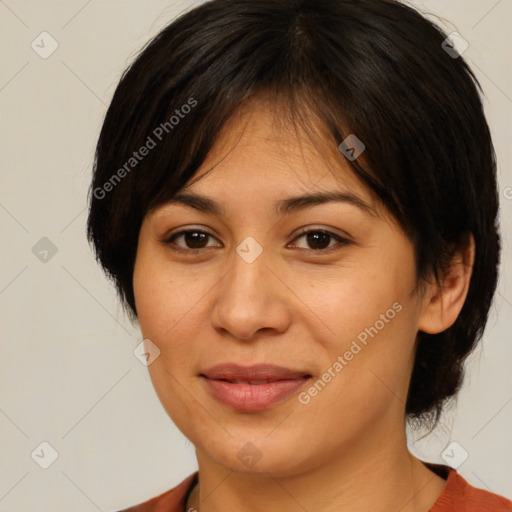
xmin=200 ymin=364 xmax=311 ymax=382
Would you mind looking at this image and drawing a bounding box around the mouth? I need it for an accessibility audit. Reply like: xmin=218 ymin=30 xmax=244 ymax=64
xmin=200 ymin=364 xmax=312 ymax=412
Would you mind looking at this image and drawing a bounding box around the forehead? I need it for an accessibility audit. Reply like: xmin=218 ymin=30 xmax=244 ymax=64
xmin=183 ymin=96 xmax=375 ymax=205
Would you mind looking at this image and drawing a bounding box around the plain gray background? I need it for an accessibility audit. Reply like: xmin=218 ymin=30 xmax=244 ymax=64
xmin=1 ymin=0 xmax=511 ymax=510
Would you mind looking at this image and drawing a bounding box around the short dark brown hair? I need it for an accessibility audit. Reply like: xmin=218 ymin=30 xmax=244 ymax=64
xmin=87 ymin=0 xmax=500 ymax=425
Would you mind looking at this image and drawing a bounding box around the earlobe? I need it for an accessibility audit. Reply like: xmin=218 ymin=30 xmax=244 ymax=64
xmin=418 ymin=234 xmax=475 ymax=335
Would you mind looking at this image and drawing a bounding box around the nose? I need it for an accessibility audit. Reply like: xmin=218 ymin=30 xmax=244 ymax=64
xmin=210 ymin=246 xmax=292 ymax=341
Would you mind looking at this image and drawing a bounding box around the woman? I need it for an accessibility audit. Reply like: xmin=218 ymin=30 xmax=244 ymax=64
xmin=87 ymin=0 xmax=511 ymax=510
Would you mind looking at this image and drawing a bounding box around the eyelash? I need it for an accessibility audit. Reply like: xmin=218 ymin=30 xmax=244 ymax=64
xmin=161 ymin=228 xmax=351 ymax=255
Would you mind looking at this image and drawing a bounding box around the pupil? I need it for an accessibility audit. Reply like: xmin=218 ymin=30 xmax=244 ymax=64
xmin=186 ymin=232 xmax=207 ymax=248
xmin=307 ymin=232 xmax=330 ymax=250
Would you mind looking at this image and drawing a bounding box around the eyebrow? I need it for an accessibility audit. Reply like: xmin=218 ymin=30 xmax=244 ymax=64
xmin=165 ymin=190 xmax=376 ymax=217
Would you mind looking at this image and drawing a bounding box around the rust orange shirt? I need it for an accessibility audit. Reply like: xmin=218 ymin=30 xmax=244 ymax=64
xmin=118 ymin=467 xmax=512 ymax=511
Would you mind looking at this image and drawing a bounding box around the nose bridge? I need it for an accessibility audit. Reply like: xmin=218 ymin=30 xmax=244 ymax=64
xmin=211 ymin=241 xmax=290 ymax=339
xmin=223 ymin=243 xmax=271 ymax=311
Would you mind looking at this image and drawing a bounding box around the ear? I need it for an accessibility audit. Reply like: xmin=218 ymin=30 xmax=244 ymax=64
xmin=418 ymin=234 xmax=475 ymax=334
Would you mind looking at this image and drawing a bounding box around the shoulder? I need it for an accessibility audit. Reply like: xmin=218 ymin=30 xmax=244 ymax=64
xmin=114 ymin=468 xmax=512 ymax=512
xmin=431 ymin=467 xmax=512 ymax=511
xmin=116 ymin=472 xmax=198 ymax=512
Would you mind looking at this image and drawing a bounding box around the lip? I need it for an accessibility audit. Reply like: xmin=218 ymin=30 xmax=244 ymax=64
xmin=200 ymin=364 xmax=311 ymax=412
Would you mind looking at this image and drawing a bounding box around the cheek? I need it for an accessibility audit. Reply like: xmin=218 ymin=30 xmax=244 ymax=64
xmin=299 ymin=313 xmax=417 ymax=443
xmin=308 ymin=262 xmax=419 ymax=405
xmin=304 ymin=264 xmax=409 ymax=342
xmin=133 ymin=254 xmax=223 ymax=377
xmin=133 ymin=256 xmax=206 ymax=422
xmin=132 ymin=262 xmax=167 ymax=339
xmin=133 ymin=252 xmax=198 ymax=339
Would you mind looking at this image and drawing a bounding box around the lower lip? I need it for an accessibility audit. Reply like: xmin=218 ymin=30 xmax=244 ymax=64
xmin=202 ymin=377 xmax=310 ymax=412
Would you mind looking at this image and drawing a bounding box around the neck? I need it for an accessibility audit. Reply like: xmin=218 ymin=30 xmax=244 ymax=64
xmin=188 ymin=421 xmax=446 ymax=512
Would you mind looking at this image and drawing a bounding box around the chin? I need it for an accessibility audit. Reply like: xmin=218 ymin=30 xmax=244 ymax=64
xmin=190 ymin=425 xmax=320 ymax=478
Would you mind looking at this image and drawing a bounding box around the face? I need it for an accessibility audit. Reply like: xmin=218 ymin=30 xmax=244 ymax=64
xmin=133 ymin=99 xmax=433 ymax=477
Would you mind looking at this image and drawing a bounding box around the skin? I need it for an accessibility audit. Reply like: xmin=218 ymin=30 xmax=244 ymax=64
xmin=133 ymin=97 xmax=474 ymax=512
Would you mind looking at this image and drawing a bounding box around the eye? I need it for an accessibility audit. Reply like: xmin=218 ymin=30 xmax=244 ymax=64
xmin=162 ymin=229 xmax=221 ymax=252
xmin=162 ymin=227 xmax=351 ymax=254
xmin=289 ymin=229 xmax=350 ymax=252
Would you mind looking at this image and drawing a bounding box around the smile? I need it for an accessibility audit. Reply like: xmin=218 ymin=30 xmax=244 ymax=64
xmin=200 ymin=364 xmax=312 ymax=412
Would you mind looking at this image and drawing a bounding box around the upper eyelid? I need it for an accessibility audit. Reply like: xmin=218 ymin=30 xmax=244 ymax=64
xmin=293 ymin=227 xmax=351 ymax=242
xmin=290 ymin=230 xmax=350 ymax=250
xmin=162 ymin=229 xmax=220 ymax=247
xmin=163 ymin=223 xmax=351 ymax=239
xmin=163 ymin=227 xmax=350 ymax=249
